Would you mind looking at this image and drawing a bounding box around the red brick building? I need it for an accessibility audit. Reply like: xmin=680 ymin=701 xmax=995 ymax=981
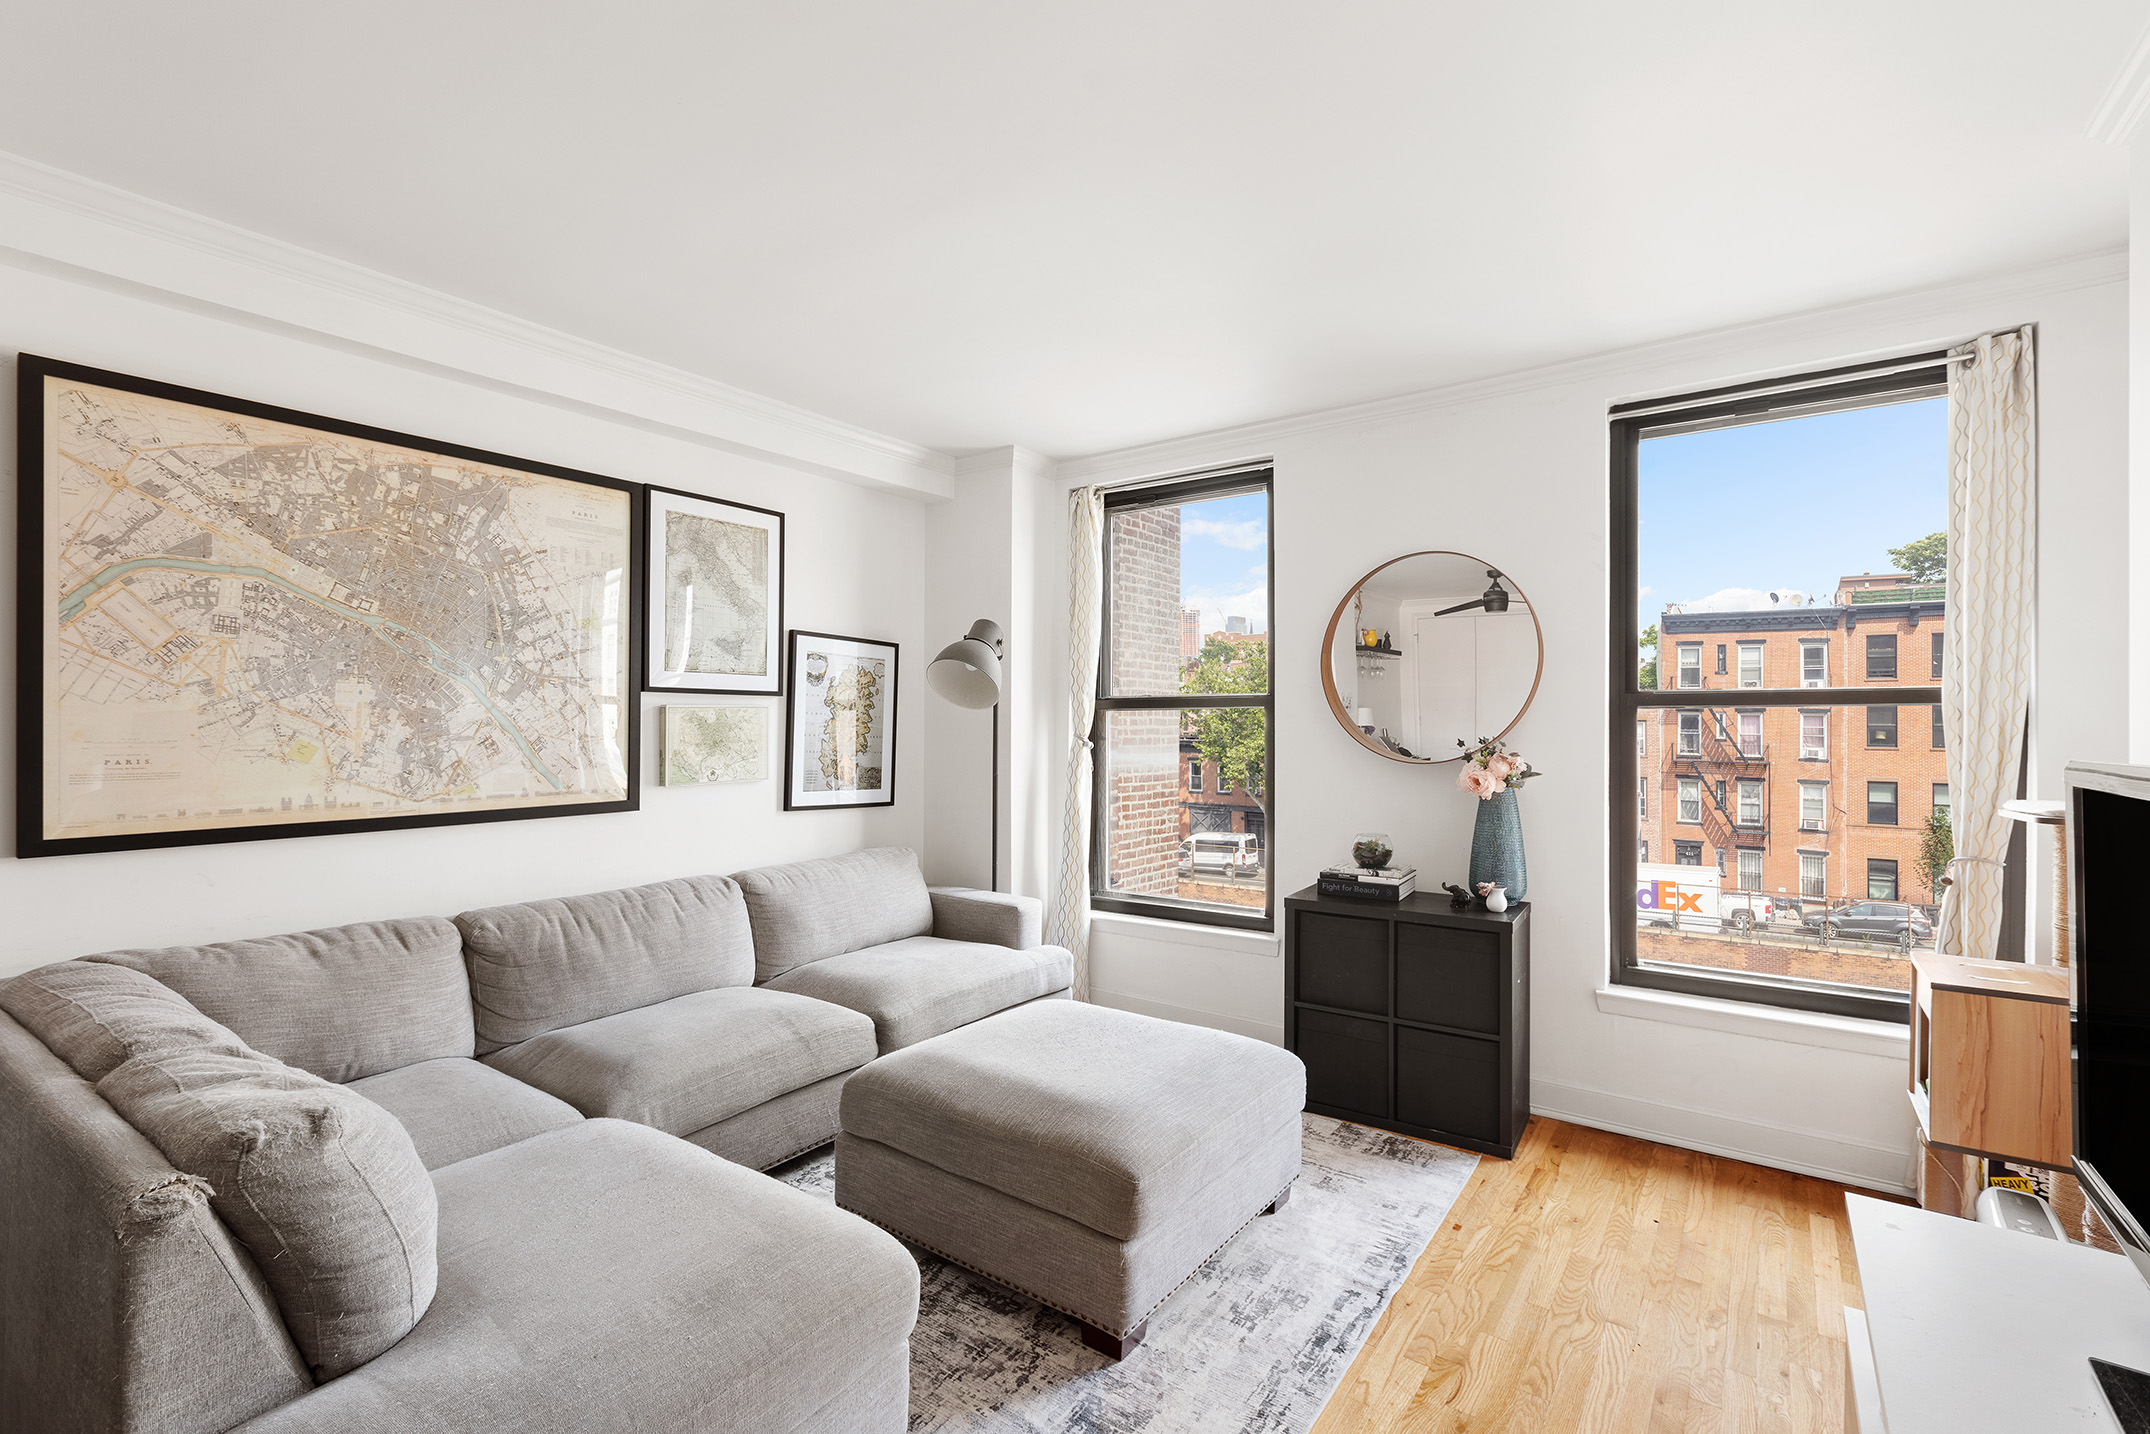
xmin=1637 ymin=576 xmax=1948 ymax=908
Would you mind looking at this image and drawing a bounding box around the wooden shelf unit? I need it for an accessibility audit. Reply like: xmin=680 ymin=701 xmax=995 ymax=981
xmin=1907 ymin=951 xmax=2073 ymax=1185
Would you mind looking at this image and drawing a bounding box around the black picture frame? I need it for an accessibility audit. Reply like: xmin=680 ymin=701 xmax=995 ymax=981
xmin=17 ymin=353 xmax=642 ymax=858
xmin=781 ymin=629 xmax=899 ymax=811
xmin=639 ymin=483 xmax=785 ymax=696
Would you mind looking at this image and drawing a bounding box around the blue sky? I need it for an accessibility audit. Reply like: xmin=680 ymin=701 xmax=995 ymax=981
xmin=1638 ymin=396 xmax=1947 ymax=637
xmin=1180 ymin=490 xmax=1269 ymax=634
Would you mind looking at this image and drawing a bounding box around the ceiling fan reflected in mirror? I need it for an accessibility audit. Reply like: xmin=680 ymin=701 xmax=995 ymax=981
xmin=1434 ymin=569 xmax=1513 ymax=617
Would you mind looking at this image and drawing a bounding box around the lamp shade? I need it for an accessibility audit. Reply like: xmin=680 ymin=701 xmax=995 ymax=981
xmin=927 ymin=618 xmax=1004 ymax=709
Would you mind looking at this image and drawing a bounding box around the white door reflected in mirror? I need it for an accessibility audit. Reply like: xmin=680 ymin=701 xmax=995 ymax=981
xmin=1322 ymin=553 xmax=1544 ymax=764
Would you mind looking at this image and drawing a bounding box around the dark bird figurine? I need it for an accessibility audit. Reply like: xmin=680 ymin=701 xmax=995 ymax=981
xmin=1441 ymin=882 xmax=1472 ymax=909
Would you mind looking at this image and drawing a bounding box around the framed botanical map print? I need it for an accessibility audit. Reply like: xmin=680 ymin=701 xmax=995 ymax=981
xmin=782 ymin=631 xmax=897 ymax=810
xmin=643 ymin=486 xmax=783 ymax=695
xmin=16 ymin=354 xmax=641 ymax=857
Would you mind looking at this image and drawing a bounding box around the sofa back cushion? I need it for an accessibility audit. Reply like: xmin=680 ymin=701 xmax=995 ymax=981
xmin=456 ymin=876 xmax=754 ymax=1053
xmin=84 ymin=918 xmax=473 ymax=1083
xmin=0 ymin=958 xmax=236 ymax=1081
xmin=736 ymin=848 xmax=935 ymax=983
xmin=99 ymin=1038 xmax=438 ymax=1382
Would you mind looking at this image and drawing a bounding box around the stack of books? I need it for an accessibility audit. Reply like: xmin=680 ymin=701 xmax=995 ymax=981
xmin=1317 ymin=864 xmax=1416 ymax=901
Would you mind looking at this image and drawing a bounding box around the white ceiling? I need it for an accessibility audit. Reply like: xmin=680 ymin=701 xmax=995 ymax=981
xmin=0 ymin=2 xmax=2135 ymax=459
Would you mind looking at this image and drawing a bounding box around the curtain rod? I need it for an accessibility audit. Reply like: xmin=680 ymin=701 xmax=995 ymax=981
xmin=1609 ymin=349 xmax=1971 ymax=423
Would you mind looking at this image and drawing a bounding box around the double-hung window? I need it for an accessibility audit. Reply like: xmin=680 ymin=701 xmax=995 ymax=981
xmin=1613 ymin=356 xmax=1945 ymax=1020
xmin=1930 ymin=632 xmax=1944 ymax=680
xmin=1799 ymin=710 xmax=1827 ymax=759
xmin=1093 ymin=469 xmax=1272 ymax=930
xmin=1801 ymin=641 xmax=1826 ymax=687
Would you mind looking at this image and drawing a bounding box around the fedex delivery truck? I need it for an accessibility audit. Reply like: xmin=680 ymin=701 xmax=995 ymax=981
xmin=1635 ymin=864 xmax=1721 ymax=933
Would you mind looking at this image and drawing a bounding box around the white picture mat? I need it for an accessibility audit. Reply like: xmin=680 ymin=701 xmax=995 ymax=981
xmin=659 ymin=703 xmax=770 ymax=785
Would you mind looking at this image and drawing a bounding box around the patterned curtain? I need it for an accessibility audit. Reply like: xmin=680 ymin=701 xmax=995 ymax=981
xmin=1047 ymin=486 xmax=1106 ymax=998
xmin=1935 ymin=326 xmax=2036 ymax=962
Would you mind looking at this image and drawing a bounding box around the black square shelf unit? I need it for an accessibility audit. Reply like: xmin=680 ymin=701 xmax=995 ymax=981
xmin=1284 ymin=885 xmax=1529 ymax=1159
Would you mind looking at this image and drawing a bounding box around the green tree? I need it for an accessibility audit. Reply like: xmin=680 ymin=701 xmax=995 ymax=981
xmin=1918 ymin=808 xmax=1954 ymax=904
xmin=1182 ymin=637 xmax=1267 ymax=812
xmin=1888 ymin=531 xmax=1947 ymax=585
xmin=1638 ymin=623 xmax=1659 ymax=690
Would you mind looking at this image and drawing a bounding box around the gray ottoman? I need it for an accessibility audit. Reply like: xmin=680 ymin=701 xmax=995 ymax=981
xmin=835 ymin=999 xmax=1306 ymax=1358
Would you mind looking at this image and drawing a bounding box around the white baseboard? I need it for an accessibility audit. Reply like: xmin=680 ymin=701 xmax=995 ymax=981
xmin=1531 ymin=1076 xmax=1916 ymax=1197
xmin=1086 ymin=987 xmax=1285 ymax=1046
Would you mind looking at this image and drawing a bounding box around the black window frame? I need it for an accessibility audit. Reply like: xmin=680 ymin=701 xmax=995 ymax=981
xmin=1715 ymin=644 xmax=1727 ymax=675
xmin=1867 ymin=704 xmax=1899 ymax=749
xmin=1673 ymin=839 xmax=1702 ymax=866
xmin=1931 ymin=703 xmax=1945 ymax=749
xmin=1610 ymin=356 xmax=1945 ymax=1022
xmin=1091 ymin=467 xmax=1274 ymax=932
xmin=1866 ymin=781 xmax=1899 ymax=826
xmin=1930 ymin=631 xmax=1944 ymax=680
xmin=1867 ymin=858 xmax=1900 ymax=901
xmin=1865 ymin=633 xmax=1898 ymax=680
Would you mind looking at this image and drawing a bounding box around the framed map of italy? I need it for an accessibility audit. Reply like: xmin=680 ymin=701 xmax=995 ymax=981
xmin=16 ymin=355 xmax=641 ymax=857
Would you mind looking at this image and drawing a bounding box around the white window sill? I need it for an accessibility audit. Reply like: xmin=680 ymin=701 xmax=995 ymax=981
xmin=1089 ymin=910 xmax=1281 ymax=957
xmin=1595 ymin=984 xmax=1908 ymax=1058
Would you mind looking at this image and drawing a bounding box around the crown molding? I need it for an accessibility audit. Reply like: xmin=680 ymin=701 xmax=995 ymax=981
xmin=0 ymin=149 xmax=955 ymax=499
xmin=1055 ymin=247 xmax=2126 ymax=484
xmin=2088 ymin=21 xmax=2150 ymax=146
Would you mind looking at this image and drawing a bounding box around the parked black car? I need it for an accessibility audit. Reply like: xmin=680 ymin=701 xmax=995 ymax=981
xmin=1803 ymin=900 xmax=1934 ymax=949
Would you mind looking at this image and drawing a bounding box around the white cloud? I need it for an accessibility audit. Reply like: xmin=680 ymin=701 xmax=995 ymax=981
xmin=1184 ymin=583 xmax=1268 ymax=636
xmin=1678 ymin=585 xmax=1808 ymax=613
xmin=1182 ymin=516 xmax=1268 ymax=551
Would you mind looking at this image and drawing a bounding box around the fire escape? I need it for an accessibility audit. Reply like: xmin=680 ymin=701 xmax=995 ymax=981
xmin=1673 ymin=702 xmax=1770 ymax=872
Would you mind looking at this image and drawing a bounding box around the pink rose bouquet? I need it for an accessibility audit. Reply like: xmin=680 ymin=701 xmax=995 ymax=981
xmin=1454 ymin=735 xmax=1540 ymax=800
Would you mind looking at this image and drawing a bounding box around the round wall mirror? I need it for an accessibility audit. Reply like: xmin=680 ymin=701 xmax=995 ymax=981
xmin=1320 ymin=552 xmax=1544 ymax=764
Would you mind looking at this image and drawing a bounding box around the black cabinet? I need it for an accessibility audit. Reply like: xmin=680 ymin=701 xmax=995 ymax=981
xmin=1284 ymin=886 xmax=1529 ymax=1159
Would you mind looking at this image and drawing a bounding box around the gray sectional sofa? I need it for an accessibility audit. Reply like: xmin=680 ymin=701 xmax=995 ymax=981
xmin=0 ymin=847 xmax=1073 ymax=1434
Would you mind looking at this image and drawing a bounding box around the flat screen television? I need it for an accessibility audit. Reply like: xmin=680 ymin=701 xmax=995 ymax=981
xmin=2067 ymin=760 xmax=2150 ymax=1288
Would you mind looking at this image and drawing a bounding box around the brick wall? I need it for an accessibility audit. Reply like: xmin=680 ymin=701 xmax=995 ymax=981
xmin=1104 ymin=507 xmax=1182 ymax=897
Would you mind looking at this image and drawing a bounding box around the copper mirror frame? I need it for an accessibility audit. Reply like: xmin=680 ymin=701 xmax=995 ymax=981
xmin=1318 ymin=550 xmax=1546 ymax=765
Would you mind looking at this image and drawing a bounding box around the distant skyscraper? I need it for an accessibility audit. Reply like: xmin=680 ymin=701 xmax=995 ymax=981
xmin=1226 ymin=615 xmax=1248 ymax=634
xmin=1180 ymin=607 xmax=1202 ymax=661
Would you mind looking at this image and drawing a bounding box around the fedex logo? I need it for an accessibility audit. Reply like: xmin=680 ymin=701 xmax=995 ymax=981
xmin=1636 ymin=880 xmax=1703 ymax=914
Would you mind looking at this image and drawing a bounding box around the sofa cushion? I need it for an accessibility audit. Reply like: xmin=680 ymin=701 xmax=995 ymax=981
xmin=839 ymin=999 xmax=1306 ymax=1242
xmin=483 ymin=986 xmax=875 ymax=1137
xmin=0 ymin=958 xmax=234 ymax=1081
xmin=99 ymin=1040 xmax=438 ymax=1382
xmin=347 ymin=1058 xmax=583 ymax=1171
xmin=227 ymin=1120 xmax=919 ymax=1434
xmin=761 ymin=936 xmax=1072 ymax=1052
xmin=455 ymin=876 xmax=754 ymax=1054
xmin=83 ymin=918 xmax=473 ymax=1083
xmin=735 ymin=849 xmax=934 ymax=983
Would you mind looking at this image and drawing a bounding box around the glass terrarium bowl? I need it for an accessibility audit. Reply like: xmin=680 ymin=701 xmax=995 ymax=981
xmin=1351 ymin=832 xmax=1394 ymax=871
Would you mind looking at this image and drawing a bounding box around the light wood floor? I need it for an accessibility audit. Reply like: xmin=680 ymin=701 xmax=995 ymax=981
xmin=1312 ymin=1118 xmax=1885 ymax=1434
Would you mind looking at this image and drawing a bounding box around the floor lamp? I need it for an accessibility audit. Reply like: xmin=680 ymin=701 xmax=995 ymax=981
xmin=927 ymin=619 xmax=1006 ymax=892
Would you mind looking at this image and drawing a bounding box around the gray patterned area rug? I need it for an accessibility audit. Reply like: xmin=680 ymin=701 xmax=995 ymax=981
xmin=772 ymin=1115 xmax=1478 ymax=1433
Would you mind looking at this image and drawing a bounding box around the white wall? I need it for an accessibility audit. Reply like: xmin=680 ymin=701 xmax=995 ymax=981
xmin=1041 ymin=252 xmax=2128 ymax=1194
xmin=1 ymin=259 xmax=927 ymax=975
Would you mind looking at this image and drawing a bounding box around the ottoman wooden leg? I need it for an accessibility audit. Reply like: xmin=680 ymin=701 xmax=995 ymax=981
xmin=1265 ymin=1185 xmax=1292 ymax=1215
xmin=1079 ymin=1320 xmax=1147 ymax=1360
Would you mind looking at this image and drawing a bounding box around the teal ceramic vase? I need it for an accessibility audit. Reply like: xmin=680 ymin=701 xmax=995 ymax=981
xmin=1469 ymin=786 xmax=1527 ymax=902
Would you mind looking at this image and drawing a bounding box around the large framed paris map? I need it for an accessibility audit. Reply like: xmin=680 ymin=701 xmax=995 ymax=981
xmin=17 ymin=355 xmax=641 ymax=857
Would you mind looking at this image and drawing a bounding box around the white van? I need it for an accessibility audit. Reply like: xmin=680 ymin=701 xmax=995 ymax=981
xmin=1635 ymin=863 xmax=1721 ymax=933
xmin=1179 ymin=832 xmax=1262 ymax=878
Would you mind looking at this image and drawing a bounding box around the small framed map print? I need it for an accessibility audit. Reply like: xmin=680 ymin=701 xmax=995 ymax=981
xmin=17 ymin=354 xmax=641 ymax=857
xmin=783 ymin=631 xmax=897 ymax=810
xmin=660 ymin=704 xmax=769 ymax=785
xmin=643 ymin=486 xmax=783 ymax=695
